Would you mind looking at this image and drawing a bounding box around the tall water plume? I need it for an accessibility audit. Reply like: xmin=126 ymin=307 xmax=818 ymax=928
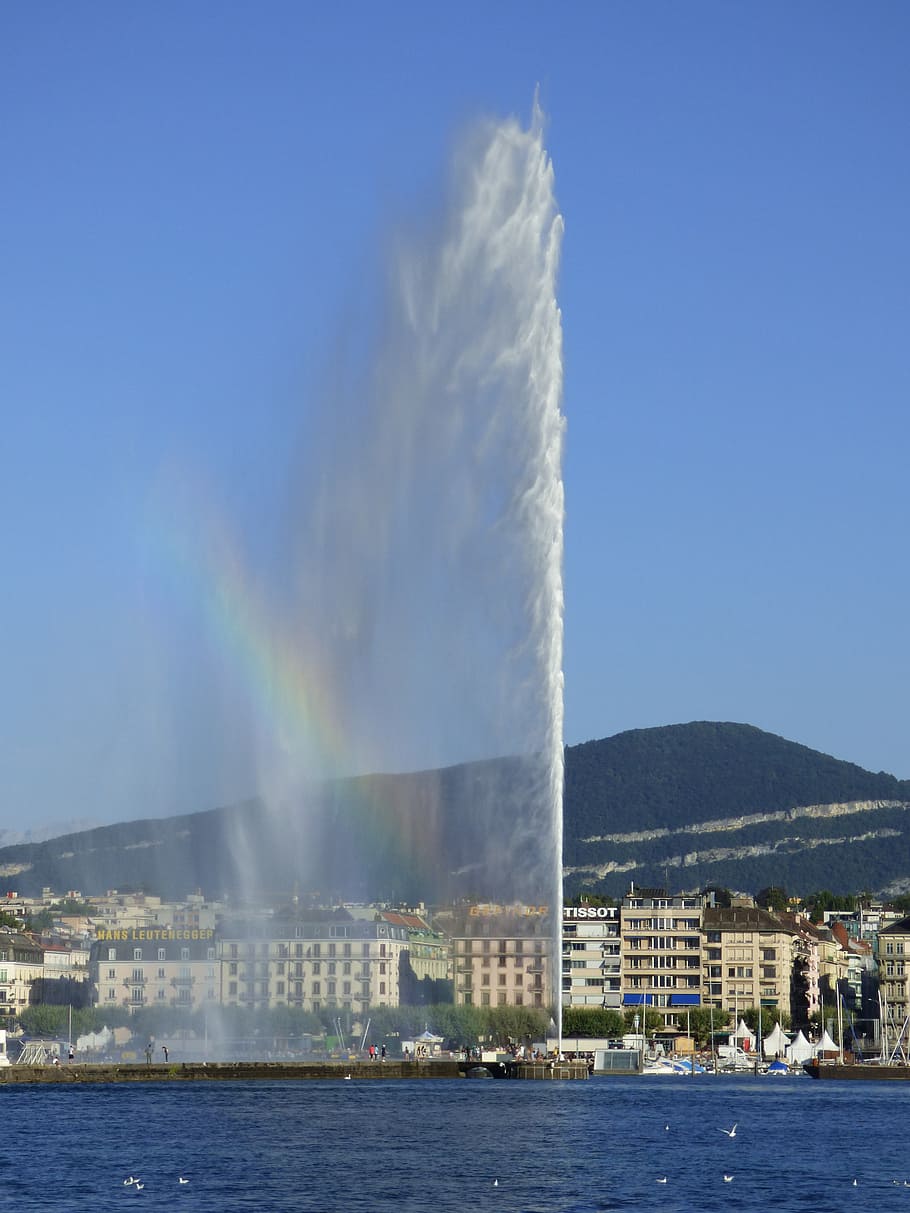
xmin=232 ymin=102 xmax=564 ymax=1019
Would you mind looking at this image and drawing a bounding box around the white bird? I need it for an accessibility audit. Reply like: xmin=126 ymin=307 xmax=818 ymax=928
xmin=664 ymin=1123 xmax=669 ymax=1131
xmin=724 ymin=1175 xmax=734 ymax=1183
xmin=134 ymin=1184 xmax=144 ymax=1191
xmin=343 ymin=1074 xmax=352 ymax=1081
xmin=719 ymin=1123 xmax=738 ymax=1138
xmin=656 ymin=1177 xmax=668 ymax=1184
xmin=178 ymin=1177 xmax=189 ymax=1184
xmin=852 ymin=1179 xmax=858 ymax=1187
xmin=493 ymin=1179 xmax=498 ymax=1187
xmin=124 ymin=1178 xmax=138 ymax=1186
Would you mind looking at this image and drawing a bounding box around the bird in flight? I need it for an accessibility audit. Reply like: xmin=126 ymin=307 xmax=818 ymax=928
xmin=719 ymin=1123 xmax=738 ymax=1138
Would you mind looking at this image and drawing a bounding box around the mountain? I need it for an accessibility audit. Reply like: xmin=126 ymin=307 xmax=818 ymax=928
xmin=562 ymin=722 xmax=910 ymax=898
xmin=3 ymin=722 xmax=909 ymax=903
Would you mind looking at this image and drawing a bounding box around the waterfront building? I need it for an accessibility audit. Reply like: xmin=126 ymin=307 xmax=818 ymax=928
xmin=876 ymin=915 xmax=910 ymax=1026
xmin=450 ymin=904 xmax=552 ymax=1009
xmin=701 ymin=903 xmax=793 ymax=1022
xmin=775 ymin=911 xmax=827 ymax=1023
xmin=0 ymin=932 xmax=46 ymax=1025
xmin=345 ymin=906 xmax=450 ymax=996
xmin=91 ymin=925 xmax=218 ymax=1013
xmin=618 ymin=888 xmax=704 ymax=1030
xmin=217 ymin=911 xmax=409 ymax=1015
xmin=561 ymin=905 xmax=621 ymax=1009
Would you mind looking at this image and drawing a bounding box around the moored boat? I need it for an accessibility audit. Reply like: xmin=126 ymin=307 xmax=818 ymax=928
xmin=804 ymin=1057 xmax=910 ymax=1080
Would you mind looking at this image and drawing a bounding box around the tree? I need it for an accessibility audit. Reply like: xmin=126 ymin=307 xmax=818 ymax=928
xmin=623 ymin=1008 xmax=663 ymax=1034
xmin=755 ymin=886 xmax=789 ymax=912
xmin=686 ymin=1007 xmax=730 ymax=1045
xmin=562 ymin=1007 xmax=624 ymax=1038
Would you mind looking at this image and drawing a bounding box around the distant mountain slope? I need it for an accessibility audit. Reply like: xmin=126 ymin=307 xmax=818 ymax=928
xmin=563 ymin=722 xmax=910 ymax=898
xmin=2 ymin=722 xmax=909 ymax=902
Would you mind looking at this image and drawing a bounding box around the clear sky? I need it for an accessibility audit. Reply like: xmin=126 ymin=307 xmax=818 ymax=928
xmin=2 ymin=2 xmax=908 ymax=837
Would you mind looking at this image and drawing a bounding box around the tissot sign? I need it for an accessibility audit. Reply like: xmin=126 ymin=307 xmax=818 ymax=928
xmin=563 ymin=906 xmax=616 ymax=920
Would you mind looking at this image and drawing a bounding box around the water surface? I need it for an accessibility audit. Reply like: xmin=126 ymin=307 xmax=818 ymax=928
xmin=4 ymin=1074 xmax=908 ymax=1211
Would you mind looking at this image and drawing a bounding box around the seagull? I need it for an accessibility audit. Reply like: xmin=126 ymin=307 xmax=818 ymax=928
xmin=178 ymin=1177 xmax=189 ymax=1184
xmin=344 ymin=1074 xmax=352 ymax=1081
xmin=664 ymin=1123 xmax=670 ymax=1131
xmin=852 ymin=1179 xmax=858 ymax=1187
xmin=724 ymin=1175 xmax=734 ymax=1183
xmin=493 ymin=1179 xmax=498 ymax=1187
xmin=719 ymin=1123 xmax=738 ymax=1138
xmin=134 ymin=1184 xmax=145 ymax=1191
xmin=124 ymin=1178 xmax=139 ymax=1186
xmin=656 ymin=1177 xmax=668 ymax=1184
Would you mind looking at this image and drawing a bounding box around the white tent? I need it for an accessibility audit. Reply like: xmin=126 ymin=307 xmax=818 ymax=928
xmin=815 ymin=1028 xmax=838 ymax=1055
xmin=763 ymin=1022 xmax=789 ymax=1057
xmin=734 ymin=1019 xmax=756 ymax=1048
xmin=786 ymin=1030 xmax=813 ymax=1064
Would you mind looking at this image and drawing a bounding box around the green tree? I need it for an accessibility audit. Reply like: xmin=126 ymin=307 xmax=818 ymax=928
xmin=623 ymin=1008 xmax=663 ymax=1034
xmin=755 ymin=886 xmax=789 ymax=912
xmin=685 ymin=1007 xmax=730 ymax=1045
xmin=562 ymin=1007 xmax=624 ymax=1038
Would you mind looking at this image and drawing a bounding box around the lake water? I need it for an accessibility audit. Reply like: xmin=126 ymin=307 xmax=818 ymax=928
xmin=4 ymin=1073 xmax=909 ymax=1211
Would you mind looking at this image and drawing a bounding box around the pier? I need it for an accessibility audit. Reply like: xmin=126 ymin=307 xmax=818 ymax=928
xmin=0 ymin=1057 xmax=589 ymax=1084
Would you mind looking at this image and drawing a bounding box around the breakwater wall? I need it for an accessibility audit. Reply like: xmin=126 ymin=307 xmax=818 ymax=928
xmin=0 ymin=1060 xmax=462 ymax=1085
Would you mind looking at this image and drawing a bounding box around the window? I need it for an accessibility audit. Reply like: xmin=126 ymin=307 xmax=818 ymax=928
xmin=158 ymin=949 xmax=166 ymax=962
xmin=181 ymin=947 xmax=190 ymax=962
xmin=107 ymin=969 xmax=116 ymax=980
xmin=157 ymin=968 xmax=165 ymax=979
xmin=108 ymin=948 xmax=117 ymax=961
xmin=133 ymin=948 xmax=142 ymax=961
xmin=312 ymin=982 xmax=321 ymax=995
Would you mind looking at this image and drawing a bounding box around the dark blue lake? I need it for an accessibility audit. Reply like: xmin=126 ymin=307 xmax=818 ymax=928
xmin=3 ymin=1074 xmax=908 ymax=1211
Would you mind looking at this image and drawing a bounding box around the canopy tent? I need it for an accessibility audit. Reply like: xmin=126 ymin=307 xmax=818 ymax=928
xmin=763 ymin=1023 xmax=789 ymax=1057
xmin=786 ymin=1030 xmax=813 ymax=1064
xmin=734 ymin=1019 xmax=756 ymax=1048
xmin=815 ymin=1028 xmax=838 ymax=1055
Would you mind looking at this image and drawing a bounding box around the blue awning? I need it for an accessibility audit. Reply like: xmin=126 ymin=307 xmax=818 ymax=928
xmin=669 ymin=995 xmax=701 ymax=1006
xmin=622 ymin=994 xmax=653 ymax=1006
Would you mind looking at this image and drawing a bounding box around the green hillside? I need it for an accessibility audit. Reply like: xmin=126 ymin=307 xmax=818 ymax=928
xmin=2 ymin=722 xmax=908 ymax=902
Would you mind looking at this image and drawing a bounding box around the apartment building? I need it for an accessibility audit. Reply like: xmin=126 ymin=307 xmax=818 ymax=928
xmin=451 ymin=904 xmax=552 ymax=1009
xmin=620 ymin=888 xmax=704 ymax=1028
xmin=876 ymin=916 xmax=910 ymax=1025
xmin=0 ymin=931 xmax=45 ymax=1024
xmin=561 ymin=905 xmax=621 ymax=1009
xmin=702 ymin=904 xmax=793 ymax=1021
xmin=218 ymin=912 xmax=409 ymax=1015
xmin=91 ymin=926 xmax=219 ymax=1013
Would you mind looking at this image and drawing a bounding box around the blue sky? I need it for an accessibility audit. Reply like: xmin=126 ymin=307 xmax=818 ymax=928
xmin=2 ymin=2 xmax=908 ymax=835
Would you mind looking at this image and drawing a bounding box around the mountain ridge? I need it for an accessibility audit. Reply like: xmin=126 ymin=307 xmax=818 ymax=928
xmin=4 ymin=722 xmax=909 ymax=902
